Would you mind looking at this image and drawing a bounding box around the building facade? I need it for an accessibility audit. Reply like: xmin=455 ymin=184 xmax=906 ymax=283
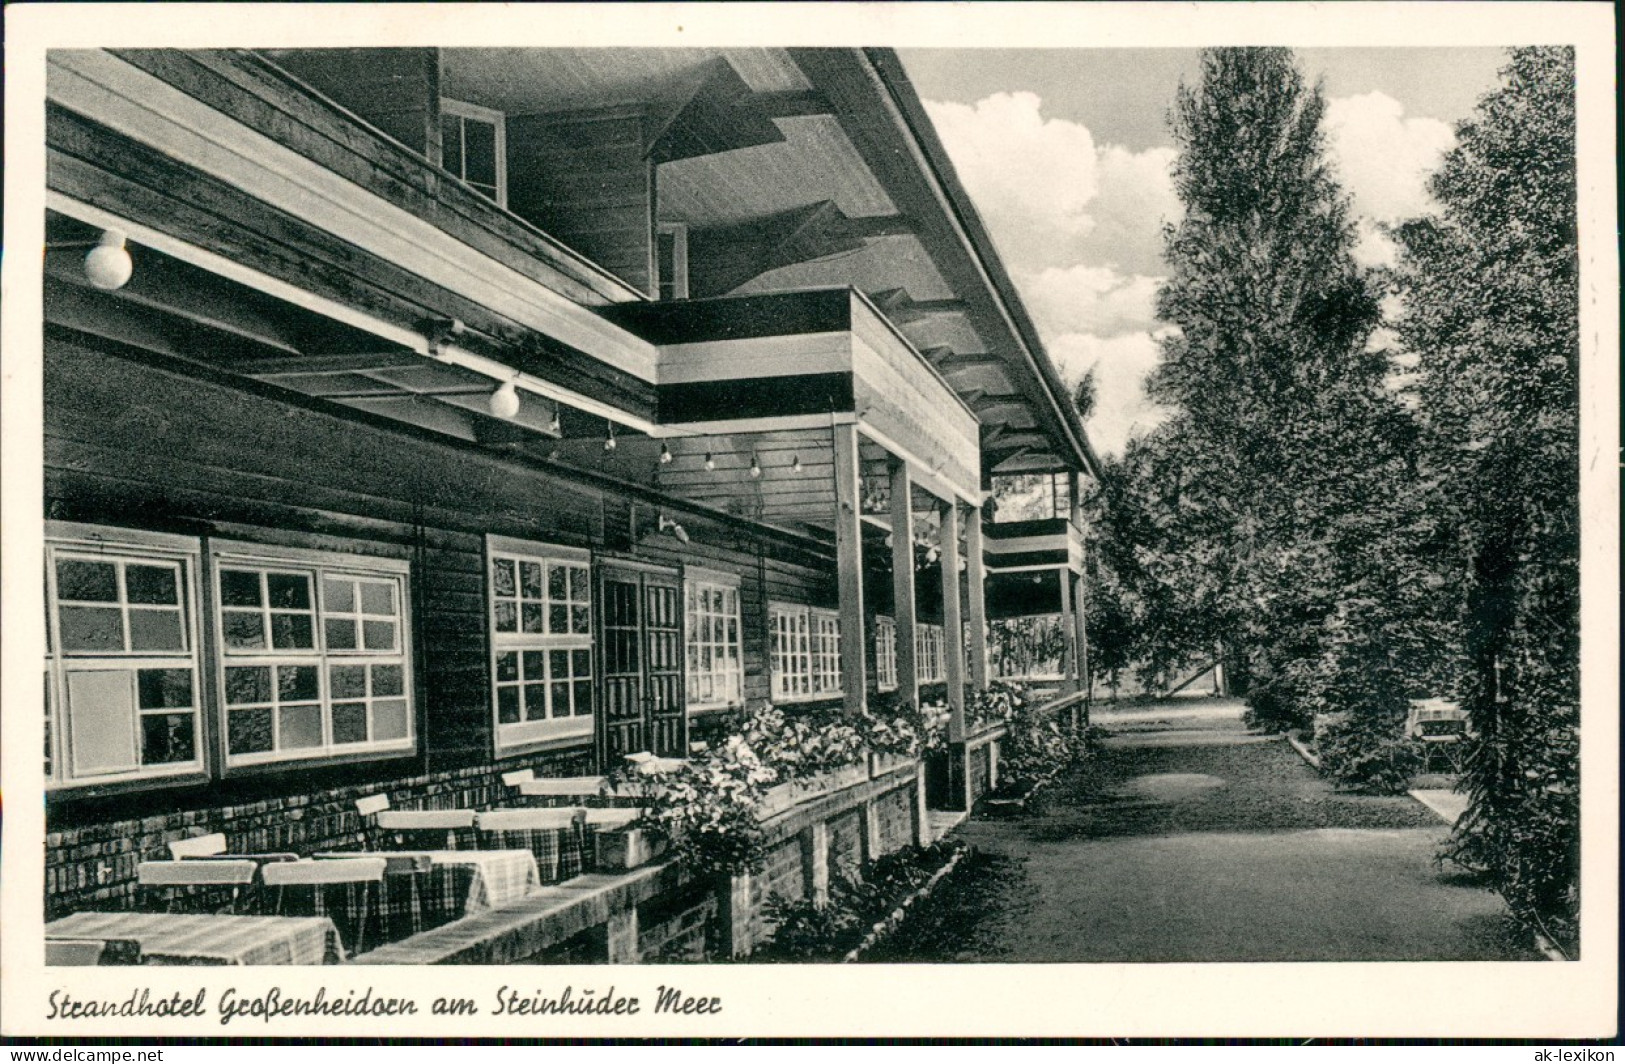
xmin=41 ymin=47 xmax=1099 ymax=927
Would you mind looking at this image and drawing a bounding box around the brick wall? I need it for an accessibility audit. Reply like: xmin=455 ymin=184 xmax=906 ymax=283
xmin=874 ymin=785 xmax=914 ymax=857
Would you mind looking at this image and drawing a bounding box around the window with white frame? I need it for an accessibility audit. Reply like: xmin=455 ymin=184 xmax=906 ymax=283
xmin=916 ymin=623 xmax=946 ymax=684
xmin=874 ymin=616 xmax=898 ymax=692
xmin=686 ymin=572 xmax=742 ymax=709
xmin=488 ymin=538 xmax=593 ymax=751
xmin=45 ymin=526 xmax=204 ymax=788
xmin=215 ymin=543 xmax=413 ymax=767
xmin=770 ymin=603 xmax=841 ymax=702
xmin=440 ymin=98 xmax=506 ymax=207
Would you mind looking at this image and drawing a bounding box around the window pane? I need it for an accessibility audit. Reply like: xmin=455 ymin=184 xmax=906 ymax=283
xmin=572 ymin=648 xmax=591 ymax=677
xmin=547 ymin=604 xmax=567 ymax=633
xmin=224 ymin=610 xmax=266 ymax=650
xmin=360 ymin=581 xmax=395 ymax=616
xmin=569 ymin=566 xmax=589 ymax=600
xmin=496 ymin=685 xmax=520 ymax=724
xmin=329 ymin=664 xmax=367 ymax=700
xmin=228 ymin=707 xmax=273 ymax=754
xmin=137 ymin=668 xmax=193 ymax=710
xmin=547 ymin=563 xmax=567 ymax=601
xmin=279 ymin=704 xmax=323 ymax=748
xmin=372 ymin=699 xmax=409 ymax=740
xmin=57 ymin=560 xmax=119 ymax=602
xmin=125 ymin=564 xmax=178 ymax=605
xmin=572 ymin=605 xmax=591 ymax=634
xmin=521 ymin=603 xmax=544 ymax=633
xmin=266 ymin=573 xmax=311 ymax=610
xmin=225 ymin=666 xmax=271 ymax=705
xmin=493 ymin=601 xmax=517 ymax=633
xmin=362 ymin=619 xmax=396 ymax=650
xmin=58 ymin=606 xmax=124 ymax=652
xmin=271 ymin=613 xmax=315 ymax=650
xmin=522 ymin=652 xmax=545 ymax=681
xmin=219 ymin=570 xmax=262 ymax=607
xmin=372 ymin=664 xmax=404 ymax=697
xmin=573 ymin=680 xmax=592 ymax=715
xmin=128 ymin=608 xmax=184 ymax=651
xmin=441 ymin=114 xmax=464 ymax=176
xmin=491 ymin=558 xmax=515 ymax=598
xmin=521 ymin=562 xmax=544 ymax=600
xmin=323 ymin=577 xmax=355 ymax=613
xmin=325 ymin=618 xmax=358 ymax=650
xmin=333 ymin=702 xmax=368 ymax=744
xmin=549 ymin=649 xmax=569 ymax=677
xmin=463 ymin=117 xmax=496 ymax=186
xmin=495 ymin=651 xmax=519 ymax=683
xmin=278 ymin=664 xmax=319 ymax=702
xmin=527 ymin=684 xmax=550 ymax=720
xmin=141 ymin=713 xmax=195 ymax=765
xmin=549 ymin=682 xmax=569 ymax=717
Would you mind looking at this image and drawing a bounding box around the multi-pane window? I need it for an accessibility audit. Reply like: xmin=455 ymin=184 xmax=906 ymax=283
xmin=216 ymin=545 xmax=412 ymax=766
xmin=770 ymin=603 xmax=841 ymax=702
xmin=489 ymin=539 xmax=593 ymax=752
xmin=916 ymin=624 xmax=946 ymax=684
xmin=686 ymin=576 xmax=742 ymax=709
xmin=45 ymin=528 xmax=203 ymax=788
xmin=440 ymin=98 xmax=506 ymax=206
xmin=874 ymin=616 xmax=898 ymax=692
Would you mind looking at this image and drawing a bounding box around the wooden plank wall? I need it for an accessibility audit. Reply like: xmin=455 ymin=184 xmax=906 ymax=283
xmin=42 ymin=328 xmax=844 ymax=811
xmin=263 ymin=49 xmax=442 ymax=163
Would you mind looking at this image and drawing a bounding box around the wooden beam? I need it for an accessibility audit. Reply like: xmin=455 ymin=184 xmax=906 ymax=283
xmin=1069 ymin=469 xmax=1089 ymax=700
xmin=889 ymin=456 xmax=919 ymax=709
xmin=965 ymin=504 xmax=989 ymax=692
xmin=970 ymin=393 xmax=1028 ymax=416
xmin=753 ymin=89 xmax=834 ymax=119
xmin=239 ymin=350 xmax=424 ymax=376
xmin=645 ymin=56 xmax=787 ymax=165
xmin=686 ymin=200 xmax=868 ymax=298
xmin=1058 ymin=555 xmax=1078 ymax=695
xmin=936 ymin=351 xmax=1004 ymax=373
xmin=832 ymin=422 xmax=869 ymax=715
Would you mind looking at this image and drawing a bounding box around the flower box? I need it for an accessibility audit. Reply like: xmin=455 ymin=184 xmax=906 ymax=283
xmin=595 ymin=826 xmax=667 ymax=872
xmin=757 ymin=763 xmax=869 ymax=819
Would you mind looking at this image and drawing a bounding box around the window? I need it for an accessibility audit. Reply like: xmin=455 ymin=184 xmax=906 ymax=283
xmin=686 ymin=572 xmax=742 ymax=709
xmin=45 ymin=526 xmax=203 ymax=788
xmin=874 ymin=616 xmax=898 ymax=692
xmin=770 ymin=603 xmax=841 ymax=702
xmin=916 ymin=624 xmax=946 ymax=684
xmin=488 ymin=537 xmax=593 ymax=752
xmin=440 ymin=98 xmax=506 ymax=207
xmin=657 ymin=222 xmax=689 ymax=300
xmin=215 ymin=543 xmax=413 ymax=767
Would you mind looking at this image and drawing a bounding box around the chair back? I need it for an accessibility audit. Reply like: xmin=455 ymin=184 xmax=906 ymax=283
xmin=375 ymin=810 xmax=475 ymax=831
xmin=516 ymin=776 xmax=608 ymax=798
xmin=168 ymin=833 xmax=228 ymax=859
xmin=500 ymin=768 xmax=535 ymax=787
xmin=476 ymin=808 xmax=586 ymax=832
xmin=355 ymin=794 xmax=391 ymax=817
xmin=139 ymin=859 xmax=257 ymax=886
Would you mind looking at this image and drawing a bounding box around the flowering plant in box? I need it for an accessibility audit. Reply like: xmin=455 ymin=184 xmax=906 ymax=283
xmin=967 ymin=681 xmax=1030 ymax=731
xmin=630 ymin=735 xmax=776 ymax=875
xmin=744 ymin=703 xmax=866 ymax=782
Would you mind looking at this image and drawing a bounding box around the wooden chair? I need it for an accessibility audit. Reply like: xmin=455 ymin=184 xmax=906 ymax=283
xmin=357 ymin=795 xmax=476 ymax=850
xmin=138 ymin=859 xmax=258 ymax=915
xmin=514 ymin=775 xmax=620 ymax=807
xmin=263 ymin=858 xmax=388 ymax=957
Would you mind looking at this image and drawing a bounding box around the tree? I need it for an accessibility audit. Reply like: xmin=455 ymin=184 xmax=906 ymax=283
xmin=1390 ymin=48 xmax=1579 ymax=947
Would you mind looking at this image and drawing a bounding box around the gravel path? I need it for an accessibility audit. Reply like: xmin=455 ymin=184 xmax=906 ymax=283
xmin=866 ymin=699 xmax=1537 ymax=963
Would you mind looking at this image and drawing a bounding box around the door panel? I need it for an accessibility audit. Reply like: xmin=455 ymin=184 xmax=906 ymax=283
xmin=599 ymin=574 xmax=645 ymax=761
xmin=644 ymin=581 xmax=686 ymax=756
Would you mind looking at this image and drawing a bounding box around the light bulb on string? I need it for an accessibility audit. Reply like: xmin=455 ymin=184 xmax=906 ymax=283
xmin=790 ymin=454 xmax=803 ymax=474
xmin=659 ymin=442 xmax=673 ymax=465
xmin=549 ymin=405 xmax=562 ymax=435
xmin=749 ymin=453 xmax=762 ymax=479
xmin=704 ymin=452 xmax=716 ymax=472
xmin=488 ymin=378 xmax=521 ymax=420
xmin=85 ymin=230 xmax=134 ymax=291
xmin=604 ymin=422 xmax=617 ymax=452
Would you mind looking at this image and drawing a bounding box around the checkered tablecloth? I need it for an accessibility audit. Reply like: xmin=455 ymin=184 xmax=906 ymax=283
xmin=363 ymin=850 xmax=541 ymax=912
xmin=48 ymin=912 xmax=342 ymax=966
xmin=478 ymin=827 xmax=587 ymax=884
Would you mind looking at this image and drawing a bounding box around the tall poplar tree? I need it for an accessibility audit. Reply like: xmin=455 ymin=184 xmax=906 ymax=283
xmin=1391 ymin=48 xmax=1580 ymax=946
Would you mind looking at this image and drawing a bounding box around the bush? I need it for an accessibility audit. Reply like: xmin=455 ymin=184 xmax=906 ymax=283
xmin=1314 ymin=712 xmax=1421 ymax=794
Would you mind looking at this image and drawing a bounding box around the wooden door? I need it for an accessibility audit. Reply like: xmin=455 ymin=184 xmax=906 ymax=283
xmin=597 ymin=566 xmax=686 ymax=763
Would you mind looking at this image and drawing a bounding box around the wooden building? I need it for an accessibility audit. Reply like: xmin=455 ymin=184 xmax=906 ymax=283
xmin=40 ymin=47 xmax=1100 ymax=921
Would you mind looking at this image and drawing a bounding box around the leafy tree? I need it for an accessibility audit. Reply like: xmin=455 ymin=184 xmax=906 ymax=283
xmin=1390 ymin=48 xmax=1579 ymax=946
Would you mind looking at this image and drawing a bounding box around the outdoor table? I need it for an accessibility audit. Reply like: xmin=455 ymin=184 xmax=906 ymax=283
xmin=47 ymin=912 xmax=343 ymax=965
xmin=474 ymin=811 xmax=590 ymax=884
xmin=322 ymin=849 xmax=541 ymax=912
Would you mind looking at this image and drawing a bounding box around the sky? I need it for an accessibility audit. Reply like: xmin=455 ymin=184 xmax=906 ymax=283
xmin=899 ymin=47 xmax=1508 ymax=457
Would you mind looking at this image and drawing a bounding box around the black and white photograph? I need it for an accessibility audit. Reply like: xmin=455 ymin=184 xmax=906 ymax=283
xmin=2 ymin=1 xmax=1616 ymax=1040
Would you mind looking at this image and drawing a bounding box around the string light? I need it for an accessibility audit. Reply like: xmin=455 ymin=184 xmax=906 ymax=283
xmin=790 ymin=453 xmax=803 ymax=474
xmin=85 ymin=230 xmax=134 ymax=291
xmin=488 ymin=377 xmax=521 ymax=420
xmin=749 ymin=452 xmax=762 ymax=479
xmin=659 ymin=442 xmax=673 ymax=465
xmin=604 ymin=422 xmax=617 ymax=451
xmin=704 ymin=452 xmax=716 ymax=472
xmin=549 ymin=405 xmax=562 ymax=435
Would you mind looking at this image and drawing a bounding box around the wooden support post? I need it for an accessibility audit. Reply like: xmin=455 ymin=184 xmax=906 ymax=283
xmin=801 ymin=822 xmax=831 ymax=908
xmin=965 ymin=504 xmax=989 ymax=692
xmin=940 ymin=500 xmax=972 ymax=813
xmin=832 ymin=423 xmax=868 ymax=715
xmin=1058 ymin=564 xmax=1078 ymax=696
xmin=889 ymin=457 xmax=919 ymax=709
xmin=988 ymin=737 xmax=1000 ymax=793
xmin=1072 ymin=572 xmax=1090 ymax=704
xmin=717 ymin=872 xmax=755 ymax=959
xmin=604 ymin=906 xmax=639 ymax=964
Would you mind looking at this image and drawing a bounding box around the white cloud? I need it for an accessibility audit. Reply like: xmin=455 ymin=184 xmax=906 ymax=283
xmin=1326 ymin=91 xmax=1454 ymax=224
xmin=1020 ymin=265 xmax=1163 ymax=339
xmin=1049 ymin=332 xmax=1172 ymax=457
